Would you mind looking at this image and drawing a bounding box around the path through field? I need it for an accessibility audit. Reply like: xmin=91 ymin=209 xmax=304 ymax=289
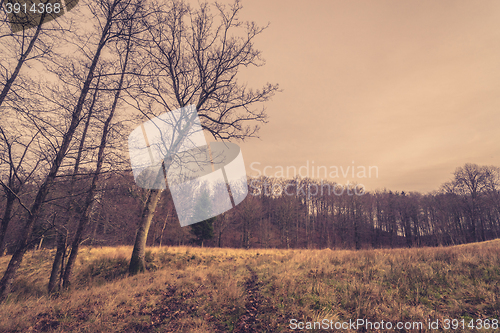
xmin=131 ymin=266 xmax=279 ymax=332
xmin=234 ymin=266 xmax=268 ymax=332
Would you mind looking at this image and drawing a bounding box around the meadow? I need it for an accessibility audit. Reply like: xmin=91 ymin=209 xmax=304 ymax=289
xmin=0 ymin=240 xmax=499 ymax=332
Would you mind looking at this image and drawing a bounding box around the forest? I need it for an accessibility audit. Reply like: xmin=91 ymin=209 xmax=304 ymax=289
xmin=2 ymin=163 xmax=500 ymax=253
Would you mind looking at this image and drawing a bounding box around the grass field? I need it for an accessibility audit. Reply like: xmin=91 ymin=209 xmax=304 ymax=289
xmin=0 ymin=240 xmax=499 ymax=332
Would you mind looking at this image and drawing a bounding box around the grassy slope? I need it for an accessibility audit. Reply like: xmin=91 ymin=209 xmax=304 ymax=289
xmin=0 ymin=240 xmax=499 ymax=332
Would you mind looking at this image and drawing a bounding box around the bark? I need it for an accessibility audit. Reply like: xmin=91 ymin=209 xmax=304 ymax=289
xmin=129 ymin=188 xmax=163 ymax=274
xmin=0 ymin=193 xmax=15 ymax=256
xmin=48 ymin=230 xmax=66 ymax=293
xmin=158 ymin=212 xmax=169 ymax=248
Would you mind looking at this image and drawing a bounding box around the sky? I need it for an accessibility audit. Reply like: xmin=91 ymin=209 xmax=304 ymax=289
xmin=23 ymin=0 xmax=497 ymax=194
xmin=213 ymin=0 xmax=500 ymax=193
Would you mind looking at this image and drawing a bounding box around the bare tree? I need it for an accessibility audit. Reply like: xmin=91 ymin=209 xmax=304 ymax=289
xmin=126 ymin=0 xmax=278 ymax=274
xmin=0 ymin=113 xmax=45 ymax=256
xmin=235 ymin=194 xmax=261 ymax=249
xmin=61 ymin=1 xmax=142 ymax=289
xmin=46 ymin=73 xmax=102 ymax=293
xmin=444 ymin=163 xmax=499 ymax=242
xmin=213 ymin=211 xmax=230 ymax=247
xmin=0 ymin=2 xmax=70 ymax=257
xmin=0 ymin=0 xmax=136 ymax=302
xmin=0 ymin=0 xmax=66 ymax=110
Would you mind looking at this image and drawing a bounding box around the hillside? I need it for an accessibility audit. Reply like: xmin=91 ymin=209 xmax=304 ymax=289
xmin=0 ymin=240 xmax=499 ymax=332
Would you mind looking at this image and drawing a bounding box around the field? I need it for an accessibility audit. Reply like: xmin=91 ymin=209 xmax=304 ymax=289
xmin=0 ymin=240 xmax=499 ymax=332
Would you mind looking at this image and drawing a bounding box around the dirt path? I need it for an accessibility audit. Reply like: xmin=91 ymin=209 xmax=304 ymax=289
xmin=233 ymin=266 xmax=276 ymax=333
xmin=129 ymin=266 xmax=278 ymax=332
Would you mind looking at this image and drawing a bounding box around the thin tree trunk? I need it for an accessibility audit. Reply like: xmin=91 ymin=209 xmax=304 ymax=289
xmin=128 ymin=109 xmax=199 ymax=275
xmin=48 ymin=230 xmax=66 ymax=293
xmin=62 ymin=27 xmax=133 ymax=289
xmin=48 ymin=76 xmax=100 ymax=293
xmin=158 ymin=212 xmax=169 ymax=248
xmin=0 ymin=193 xmax=15 ymax=256
xmin=36 ymin=236 xmax=44 ymax=250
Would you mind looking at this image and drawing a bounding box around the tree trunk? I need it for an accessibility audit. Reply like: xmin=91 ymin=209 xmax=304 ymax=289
xmin=0 ymin=193 xmax=15 ymax=256
xmin=158 ymin=212 xmax=168 ymax=248
xmin=129 ymin=188 xmax=163 ymax=275
xmin=47 ymin=74 xmax=100 ymax=293
xmin=62 ymin=26 xmax=133 ymax=288
xmin=48 ymin=231 xmax=66 ymax=293
xmin=128 ymin=108 xmax=199 ymax=274
xmin=36 ymin=236 xmax=44 ymax=250
xmin=62 ymin=209 xmax=90 ymax=289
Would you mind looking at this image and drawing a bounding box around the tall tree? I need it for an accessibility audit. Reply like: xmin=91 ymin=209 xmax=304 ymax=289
xmin=444 ymin=163 xmax=499 ymax=242
xmin=0 ymin=0 xmax=135 ymax=302
xmin=0 ymin=0 xmax=68 ymax=257
xmin=61 ymin=2 xmax=142 ymax=289
xmin=127 ymin=0 xmax=278 ymax=274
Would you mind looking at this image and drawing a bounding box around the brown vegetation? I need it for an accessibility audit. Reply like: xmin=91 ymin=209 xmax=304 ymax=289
xmin=0 ymin=240 xmax=498 ymax=332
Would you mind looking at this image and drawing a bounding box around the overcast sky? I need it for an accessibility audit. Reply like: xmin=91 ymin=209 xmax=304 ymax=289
xmin=217 ymin=0 xmax=500 ymax=193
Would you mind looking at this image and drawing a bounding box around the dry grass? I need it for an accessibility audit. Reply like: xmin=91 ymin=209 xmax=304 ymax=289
xmin=0 ymin=241 xmax=499 ymax=332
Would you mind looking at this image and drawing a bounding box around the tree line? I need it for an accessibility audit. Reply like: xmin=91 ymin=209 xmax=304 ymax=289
xmin=3 ymin=163 xmax=500 ymax=253
xmin=241 ymin=163 xmax=500 ymax=250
